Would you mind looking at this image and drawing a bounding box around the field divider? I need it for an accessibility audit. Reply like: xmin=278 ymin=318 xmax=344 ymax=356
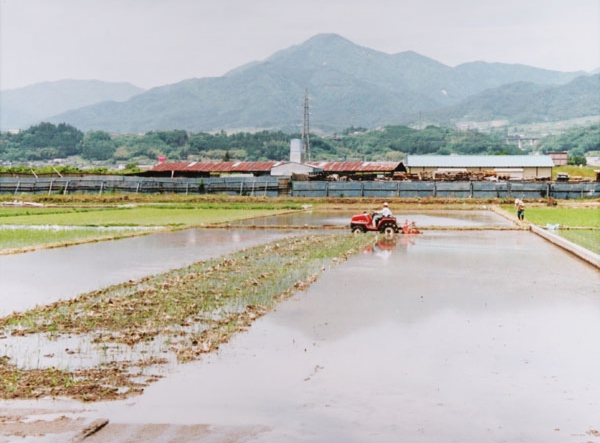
xmin=529 ymin=225 xmax=600 ymax=269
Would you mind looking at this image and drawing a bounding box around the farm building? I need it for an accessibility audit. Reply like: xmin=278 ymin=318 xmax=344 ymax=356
xmin=145 ymin=160 xmax=405 ymax=180
xmin=145 ymin=161 xmax=279 ymax=178
xmin=547 ymin=151 xmax=569 ymax=166
xmin=406 ymin=155 xmax=554 ymax=180
xmin=306 ymin=161 xmax=406 ymax=180
xmin=270 ymin=162 xmax=322 ymax=177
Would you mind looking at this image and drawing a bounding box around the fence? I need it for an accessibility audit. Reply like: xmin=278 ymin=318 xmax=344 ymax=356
xmin=0 ymin=176 xmax=598 ymax=199
xmin=291 ymin=180 xmax=600 ymax=199
xmin=0 ymin=176 xmax=286 ymax=197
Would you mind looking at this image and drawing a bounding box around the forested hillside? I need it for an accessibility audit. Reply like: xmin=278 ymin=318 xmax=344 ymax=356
xmin=421 ymin=74 xmax=600 ymax=125
xmin=537 ymin=124 xmax=600 ymax=161
xmin=2 ymin=122 xmax=597 ymax=166
xmin=43 ymin=34 xmax=587 ymax=133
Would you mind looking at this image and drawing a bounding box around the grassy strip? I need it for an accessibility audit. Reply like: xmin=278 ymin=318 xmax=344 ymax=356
xmin=0 ymin=206 xmax=290 ymax=227
xmin=0 ymin=193 xmax=558 ymax=207
xmin=0 ymin=226 xmax=159 ymax=253
xmin=553 ymin=165 xmax=598 ymax=180
xmin=0 ymin=207 xmax=81 ymax=218
xmin=0 ymin=194 xmax=307 ymax=208
xmin=557 ymin=230 xmax=600 ymax=255
xmin=0 ymin=232 xmax=374 ymax=401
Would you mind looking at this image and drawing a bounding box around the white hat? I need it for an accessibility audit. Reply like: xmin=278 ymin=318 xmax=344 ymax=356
xmin=383 ymin=202 xmax=388 ymax=206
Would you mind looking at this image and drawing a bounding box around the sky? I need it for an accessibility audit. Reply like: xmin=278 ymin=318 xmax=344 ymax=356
xmin=1 ymin=0 xmax=599 ymax=91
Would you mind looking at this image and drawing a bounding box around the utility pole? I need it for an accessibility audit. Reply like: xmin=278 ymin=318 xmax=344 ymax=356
xmin=302 ymin=88 xmax=311 ymax=162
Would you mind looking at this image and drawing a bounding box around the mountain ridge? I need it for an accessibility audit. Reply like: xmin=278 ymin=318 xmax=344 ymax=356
xmin=2 ymin=33 xmax=594 ymax=133
xmin=0 ymin=80 xmax=144 ymax=130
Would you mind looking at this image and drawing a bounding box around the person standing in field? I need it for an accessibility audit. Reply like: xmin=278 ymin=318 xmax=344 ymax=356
xmin=514 ymin=198 xmax=525 ymax=221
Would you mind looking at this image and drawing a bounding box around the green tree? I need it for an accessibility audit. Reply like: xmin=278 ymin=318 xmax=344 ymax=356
xmin=147 ymin=130 xmax=189 ymax=148
xmin=81 ymin=131 xmax=117 ymax=160
xmin=568 ymin=154 xmax=587 ymax=166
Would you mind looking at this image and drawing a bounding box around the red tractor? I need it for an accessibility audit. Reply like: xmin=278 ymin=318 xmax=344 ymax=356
xmin=350 ymin=213 xmax=421 ymax=235
xmin=350 ymin=211 xmax=399 ymax=235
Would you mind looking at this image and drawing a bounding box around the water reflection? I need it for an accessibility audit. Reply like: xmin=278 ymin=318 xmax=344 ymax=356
xmin=96 ymin=231 xmax=600 ymax=442
xmin=363 ymin=233 xmax=420 ymax=259
xmin=0 ymin=228 xmax=300 ymax=316
xmin=0 ymin=208 xmax=513 ymax=317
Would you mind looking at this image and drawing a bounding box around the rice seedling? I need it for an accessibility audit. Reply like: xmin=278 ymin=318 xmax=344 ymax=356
xmin=0 ymin=204 xmax=295 ymax=253
xmin=0 ymin=225 xmax=161 ymax=253
xmin=499 ymin=205 xmax=599 ymax=252
xmin=522 ymin=207 xmax=600 ymax=228
xmin=0 ymin=205 xmax=291 ymax=227
xmin=0 ymin=232 xmax=375 ymax=401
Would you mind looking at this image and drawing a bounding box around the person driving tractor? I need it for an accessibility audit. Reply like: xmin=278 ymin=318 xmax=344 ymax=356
xmin=373 ymin=202 xmax=392 ymax=226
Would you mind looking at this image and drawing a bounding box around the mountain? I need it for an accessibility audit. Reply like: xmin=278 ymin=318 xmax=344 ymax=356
xmin=420 ymin=74 xmax=600 ymax=124
xmin=23 ymin=34 xmax=592 ymax=133
xmin=0 ymin=80 xmax=144 ymax=130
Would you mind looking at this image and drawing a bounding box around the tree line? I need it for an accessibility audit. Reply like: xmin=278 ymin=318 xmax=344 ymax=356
xmin=1 ymin=122 xmax=597 ymax=166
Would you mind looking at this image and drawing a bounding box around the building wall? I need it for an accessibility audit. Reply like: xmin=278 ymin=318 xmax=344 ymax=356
xmin=408 ymin=166 xmax=551 ymax=180
xmin=527 ymin=167 xmax=552 ymax=180
xmin=271 ymin=162 xmax=317 ymax=177
xmin=548 ymin=151 xmax=568 ymax=166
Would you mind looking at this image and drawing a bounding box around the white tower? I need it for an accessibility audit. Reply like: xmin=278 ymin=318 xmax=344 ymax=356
xmin=290 ymin=138 xmax=305 ymax=163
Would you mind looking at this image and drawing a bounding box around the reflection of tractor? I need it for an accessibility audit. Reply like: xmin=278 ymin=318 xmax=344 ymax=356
xmin=350 ymin=212 xmax=399 ymax=235
xmin=364 ymin=236 xmax=397 ymax=259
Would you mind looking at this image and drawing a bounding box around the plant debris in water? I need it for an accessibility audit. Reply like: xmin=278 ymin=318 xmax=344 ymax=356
xmin=0 ymin=233 xmax=373 ymax=402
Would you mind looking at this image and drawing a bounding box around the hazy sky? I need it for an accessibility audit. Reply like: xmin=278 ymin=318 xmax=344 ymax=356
xmin=1 ymin=0 xmax=599 ymax=91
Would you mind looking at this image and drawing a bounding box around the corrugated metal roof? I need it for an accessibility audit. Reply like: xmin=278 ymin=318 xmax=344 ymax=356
xmin=150 ymin=161 xmax=403 ymax=173
xmin=150 ymin=162 xmax=190 ymax=172
xmin=150 ymin=161 xmax=278 ymax=173
xmin=306 ymin=161 xmax=402 ymax=172
xmin=407 ymin=155 xmax=555 ymax=168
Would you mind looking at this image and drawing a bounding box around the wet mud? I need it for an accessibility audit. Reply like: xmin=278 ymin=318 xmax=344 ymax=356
xmin=77 ymin=230 xmax=600 ymax=443
xmin=1 ymin=210 xmax=599 ymax=442
xmin=0 ymin=210 xmax=509 ymax=316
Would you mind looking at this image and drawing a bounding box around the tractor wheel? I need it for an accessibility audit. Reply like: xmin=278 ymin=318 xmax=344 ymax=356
xmin=352 ymin=226 xmax=364 ymax=234
xmin=382 ymin=225 xmax=396 ymax=236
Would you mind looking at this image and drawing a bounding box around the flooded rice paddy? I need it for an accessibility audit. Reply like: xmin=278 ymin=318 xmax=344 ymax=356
xmin=232 ymin=209 xmax=515 ymax=228
xmin=0 ymin=228 xmax=300 ymax=316
xmin=1 ymin=209 xmax=599 ymax=442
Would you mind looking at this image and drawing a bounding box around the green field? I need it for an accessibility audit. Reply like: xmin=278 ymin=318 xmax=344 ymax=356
xmin=557 ymin=230 xmax=600 ymax=255
xmin=0 ymin=226 xmax=159 ymax=252
xmin=501 ymin=205 xmax=599 ymax=254
xmin=517 ymin=208 xmax=600 ymax=228
xmin=0 ymin=204 xmax=292 ymax=253
xmin=0 ymin=205 xmax=291 ymax=227
xmin=3 ymin=200 xmax=598 ymax=254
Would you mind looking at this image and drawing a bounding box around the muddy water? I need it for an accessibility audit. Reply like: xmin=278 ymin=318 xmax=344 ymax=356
xmin=0 ymin=211 xmax=509 ymax=316
xmin=0 ymin=229 xmax=299 ymax=315
xmin=2 ymin=211 xmax=599 ymax=442
xmin=84 ymin=230 xmax=600 ymax=442
xmin=233 ymin=209 xmax=514 ymax=228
